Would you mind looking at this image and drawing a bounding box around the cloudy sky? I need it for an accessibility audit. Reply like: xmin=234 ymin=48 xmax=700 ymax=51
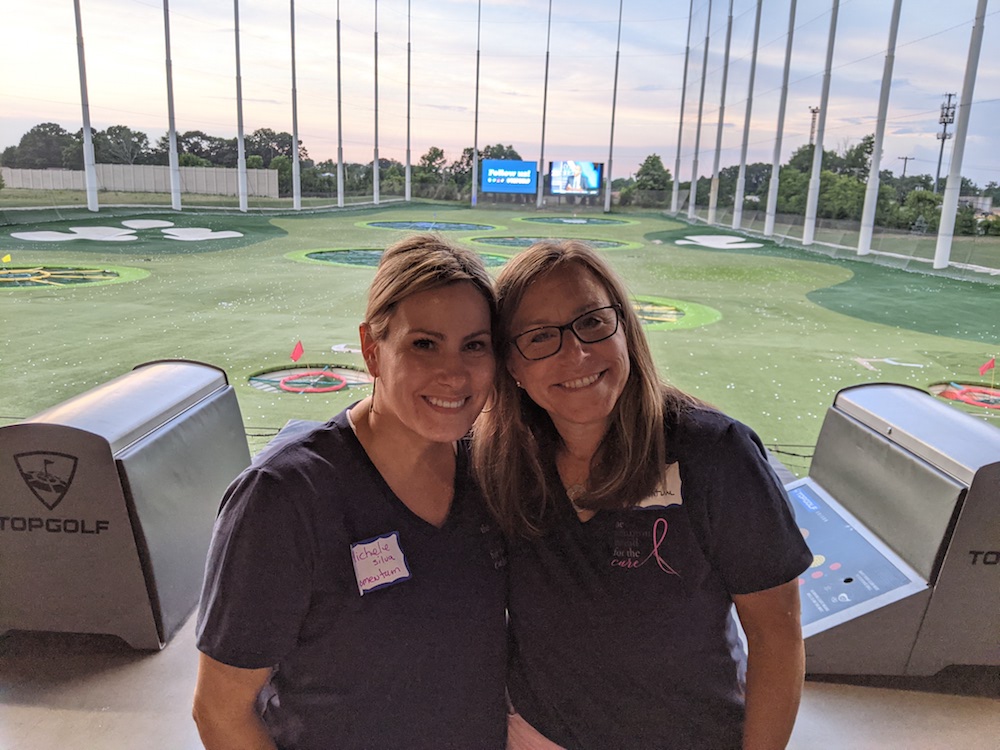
xmin=3 ymin=0 xmax=998 ymax=185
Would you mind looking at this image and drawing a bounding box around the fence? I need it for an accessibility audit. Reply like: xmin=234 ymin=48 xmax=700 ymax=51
xmin=1 ymin=165 xmax=278 ymax=199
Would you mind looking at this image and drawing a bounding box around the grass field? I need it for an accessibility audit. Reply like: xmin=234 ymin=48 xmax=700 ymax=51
xmin=2 ymin=202 xmax=997 ymax=473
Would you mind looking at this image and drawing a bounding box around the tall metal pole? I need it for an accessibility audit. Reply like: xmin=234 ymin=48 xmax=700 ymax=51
xmin=732 ymin=0 xmax=762 ymax=230
xmin=802 ymin=0 xmax=839 ymax=246
xmin=933 ymin=93 xmax=956 ymax=194
xmin=764 ymin=0 xmax=797 ymax=237
xmin=671 ymin=0 xmax=696 ymax=214
xmin=858 ymin=0 xmax=903 ymax=256
xmin=536 ymin=0 xmax=553 ymax=209
xmin=373 ymin=0 xmax=380 ymax=205
xmin=405 ymin=0 xmax=412 ymax=202
xmin=604 ymin=0 xmax=624 ymax=213
xmin=290 ymin=0 xmax=301 ymax=210
xmin=234 ymin=0 xmax=248 ymax=212
xmin=336 ymin=0 xmax=344 ymax=207
xmin=707 ymin=0 xmax=734 ymax=225
xmin=688 ymin=0 xmax=712 ymax=221
xmin=162 ymin=0 xmax=182 ymax=210
xmin=472 ymin=0 xmax=482 ymax=208
xmin=73 ymin=0 xmax=99 ymax=212
xmin=935 ymin=0 xmax=988 ymax=270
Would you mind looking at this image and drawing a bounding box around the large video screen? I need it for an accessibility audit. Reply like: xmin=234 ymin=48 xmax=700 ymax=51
xmin=550 ymin=160 xmax=603 ymax=196
xmin=481 ymin=160 xmax=538 ymax=194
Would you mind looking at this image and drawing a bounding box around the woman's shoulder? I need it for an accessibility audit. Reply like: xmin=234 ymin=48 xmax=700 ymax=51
xmin=664 ymin=403 xmax=757 ymax=461
xmin=234 ymin=410 xmax=359 ymax=494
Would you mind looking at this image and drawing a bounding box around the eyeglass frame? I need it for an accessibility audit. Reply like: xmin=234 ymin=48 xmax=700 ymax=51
xmin=510 ymin=304 xmax=623 ymax=361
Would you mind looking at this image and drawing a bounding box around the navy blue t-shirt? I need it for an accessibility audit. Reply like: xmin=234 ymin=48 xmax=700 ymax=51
xmin=506 ymin=407 xmax=813 ymax=750
xmin=196 ymin=409 xmax=508 ymax=750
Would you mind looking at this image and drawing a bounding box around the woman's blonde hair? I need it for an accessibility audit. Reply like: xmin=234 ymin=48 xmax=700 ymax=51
xmin=472 ymin=240 xmax=693 ymax=536
xmin=365 ymin=233 xmax=497 ymax=343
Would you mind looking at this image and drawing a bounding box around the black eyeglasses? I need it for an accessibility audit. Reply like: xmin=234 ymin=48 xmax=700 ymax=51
xmin=512 ymin=305 xmax=622 ymax=361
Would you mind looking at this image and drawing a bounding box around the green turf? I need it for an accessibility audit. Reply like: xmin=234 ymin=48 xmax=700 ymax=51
xmin=2 ymin=204 xmax=997 ymax=468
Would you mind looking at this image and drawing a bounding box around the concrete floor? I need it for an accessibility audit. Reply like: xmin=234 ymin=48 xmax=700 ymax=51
xmin=2 ymin=613 xmax=998 ymax=750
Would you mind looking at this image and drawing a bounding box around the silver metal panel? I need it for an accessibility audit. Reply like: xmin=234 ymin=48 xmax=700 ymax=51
xmin=0 ymin=424 xmax=161 ymax=649
xmin=810 ymin=407 xmax=965 ymax=580
xmin=834 ymin=383 xmax=1000 ymax=485
xmin=907 ymin=463 xmax=1000 ymax=675
xmin=0 ymin=360 xmax=249 ymax=650
xmin=117 ymin=386 xmax=250 ymax=643
xmin=24 ymin=361 xmax=226 ymax=455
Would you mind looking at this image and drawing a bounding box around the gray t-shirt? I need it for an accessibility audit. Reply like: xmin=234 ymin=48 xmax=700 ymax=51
xmin=506 ymin=407 xmax=813 ymax=750
xmin=197 ymin=408 xmax=508 ymax=750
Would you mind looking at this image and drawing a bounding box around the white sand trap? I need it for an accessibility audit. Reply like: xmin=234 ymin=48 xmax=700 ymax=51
xmin=122 ymin=219 xmax=175 ymax=229
xmin=675 ymin=235 xmax=763 ymax=249
xmin=11 ymin=226 xmax=138 ymax=242
xmin=162 ymin=228 xmax=244 ymax=241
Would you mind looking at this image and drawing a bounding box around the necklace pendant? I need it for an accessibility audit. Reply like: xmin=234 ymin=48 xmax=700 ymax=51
xmin=565 ymin=483 xmax=588 ymax=513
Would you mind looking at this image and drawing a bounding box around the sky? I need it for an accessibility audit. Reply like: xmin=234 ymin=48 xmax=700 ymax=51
xmin=2 ymin=0 xmax=999 ymax=186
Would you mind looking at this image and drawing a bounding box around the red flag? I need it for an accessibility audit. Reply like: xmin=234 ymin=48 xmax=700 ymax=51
xmin=290 ymin=340 xmax=304 ymax=362
xmin=980 ymin=357 xmax=996 ymax=376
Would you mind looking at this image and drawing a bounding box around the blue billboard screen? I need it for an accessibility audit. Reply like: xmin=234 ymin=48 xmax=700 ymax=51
xmin=481 ymin=160 xmax=538 ymax=194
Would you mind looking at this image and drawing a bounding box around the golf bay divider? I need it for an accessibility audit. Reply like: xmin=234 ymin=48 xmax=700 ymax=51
xmin=0 ymin=360 xmax=250 ymax=649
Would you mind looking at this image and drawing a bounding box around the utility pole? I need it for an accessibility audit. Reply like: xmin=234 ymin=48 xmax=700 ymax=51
xmin=898 ymin=155 xmax=914 ymax=177
xmin=808 ymin=106 xmax=820 ymax=145
xmin=934 ymin=93 xmax=956 ymax=193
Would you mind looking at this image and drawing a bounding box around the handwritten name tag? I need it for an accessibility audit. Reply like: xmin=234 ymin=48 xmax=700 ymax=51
xmin=351 ymin=531 xmax=411 ymax=595
xmin=636 ymin=462 xmax=683 ymax=509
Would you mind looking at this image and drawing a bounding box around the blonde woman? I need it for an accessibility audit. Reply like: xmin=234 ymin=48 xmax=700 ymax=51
xmin=194 ymin=235 xmax=507 ymax=750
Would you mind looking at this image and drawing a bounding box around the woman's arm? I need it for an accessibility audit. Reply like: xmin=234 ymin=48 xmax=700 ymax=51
xmin=732 ymin=579 xmax=805 ymax=750
xmin=192 ymin=653 xmax=277 ymax=750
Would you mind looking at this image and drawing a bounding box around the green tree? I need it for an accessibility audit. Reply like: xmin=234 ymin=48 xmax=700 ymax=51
xmin=380 ymin=158 xmax=406 ymax=196
xmin=178 ymin=153 xmax=212 ymax=167
xmin=246 ymin=154 xmax=264 ymax=169
xmin=270 ymin=154 xmax=293 ymax=196
xmin=634 ymin=154 xmax=671 ymax=191
xmin=841 ymin=134 xmax=874 ymax=181
xmin=14 ymin=122 xmax=75 ymax=168
xmin=482 ymin=143 xmax=522 ymax=161
xmin=901 ymin=189 xmax=942 ymax=232
xmin=775 ymin=166 xmax=808 ymax=214
xmin=979 ymin=214 xmax=1000 ymax=236
xmin=786 ymin=143 xmax=841 ymax=175
xmin=245 ymin=128 xmax=307 ymax=167
xmin=623 ymin=153 xmax=672 ymax=207
xmin=955 ymin=204 xmax=979 ymax=235
xmin=418 ymin=146 xmax=446 ymax=175
xmin=817 ymin=170 xmax=864 ymax=220
xmin=98 ymin=125 xmax=152 ymax=164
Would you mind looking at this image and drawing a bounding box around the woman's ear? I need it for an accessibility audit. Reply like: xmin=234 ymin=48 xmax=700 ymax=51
xmin=506 ymin=357 xmax=523 ymax=389
xmin=359 ymin=322 xmax=379 ymax=377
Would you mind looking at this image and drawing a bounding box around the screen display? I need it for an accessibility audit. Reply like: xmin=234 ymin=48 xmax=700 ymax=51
xmin=550 ymin=160 xmax=603 ymax=195
xmin=481 ymin=160 xmax=538 ymax=194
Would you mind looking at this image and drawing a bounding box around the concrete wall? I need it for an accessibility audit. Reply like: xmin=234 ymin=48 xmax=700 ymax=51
xmin=1 ymin=165 xmax=279 ymax=199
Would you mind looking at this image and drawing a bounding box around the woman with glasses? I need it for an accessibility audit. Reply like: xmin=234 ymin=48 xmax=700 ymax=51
xmin=473 ymin=240 xmax=812 ymax=750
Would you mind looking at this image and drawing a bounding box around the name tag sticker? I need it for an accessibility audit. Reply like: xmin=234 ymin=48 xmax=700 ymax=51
xmin=351 ymin=531 xmax=411 ymax=595
xmin=636 ymin=462 xmax=683 ymax=509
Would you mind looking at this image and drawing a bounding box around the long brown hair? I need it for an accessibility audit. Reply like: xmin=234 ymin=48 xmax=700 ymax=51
xmin=472 ymin=240 xmax=694 ymax=536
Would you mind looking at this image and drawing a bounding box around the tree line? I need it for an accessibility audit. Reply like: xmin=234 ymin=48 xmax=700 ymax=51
xmin=3 ymin=122 xmax=998 ymax=235
xmin=612 ymin=137 xmax=1000 ymax=236
xmin=0 ymin=121 xmax=524 ymax=201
